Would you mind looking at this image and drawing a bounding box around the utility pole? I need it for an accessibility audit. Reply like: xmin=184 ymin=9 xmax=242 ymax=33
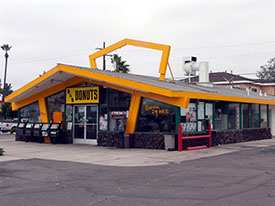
xmin=103 ymin=42 xmax=106 ymax=71
xmin=96 ymin=42 xmax=112 ymax=70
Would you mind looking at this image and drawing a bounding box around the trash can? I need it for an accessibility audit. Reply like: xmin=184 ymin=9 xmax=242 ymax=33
xmin=164 ymin=134 xmax=175 ymax=151
xmin=117 ymin=132 xmax=124 ymax=148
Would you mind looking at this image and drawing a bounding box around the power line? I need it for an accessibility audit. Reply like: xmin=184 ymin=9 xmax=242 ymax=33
xmin=3 ymin=40 xmax=275 ymax=66
xmin=9 ymin=53 xmax=88 ymax=65
xmin=177 ymin=40 xmax=275 ymax=50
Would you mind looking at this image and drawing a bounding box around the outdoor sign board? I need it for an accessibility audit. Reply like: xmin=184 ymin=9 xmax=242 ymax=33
xmin=66 ymin=87 xmax=99 ymax=104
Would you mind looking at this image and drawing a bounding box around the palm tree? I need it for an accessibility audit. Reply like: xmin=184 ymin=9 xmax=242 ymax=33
xmin=111 ymin=54 xmax=130 ymax=73
xmin=1 ymin=44 xmax=12 ymax=101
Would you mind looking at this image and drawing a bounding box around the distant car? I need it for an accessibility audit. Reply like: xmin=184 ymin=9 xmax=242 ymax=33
xmin=0 ymin=120 xmax=18 ymax=134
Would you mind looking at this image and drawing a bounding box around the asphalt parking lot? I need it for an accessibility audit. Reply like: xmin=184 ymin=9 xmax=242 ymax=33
xmin=1 ymin=134 xmax=275 ymax=206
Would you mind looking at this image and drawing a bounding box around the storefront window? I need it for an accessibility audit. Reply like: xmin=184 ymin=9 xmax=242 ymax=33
xmin=206 ymin=103 xmax=213 ymax=129
xmin=99 ymin=87 xmax=108 ymax=131
xmin=180 ymin=102 xmax=197 ymax=132
xmin=19 ymin=101 xmax=41 ymax=122
xmin=46 ymin=91 xmax=65 ymax=121
xmin=197 ymin=102 xmax=205 ymax=131
xmin=251 ymin=104 xmax=260 ymax=128
xmin=180 ymin=101 xmax=213 ymax=132
xmin=136 ymin=98 xmax=176 ymax=133
xmin=108 ymin=89 xmax=131 ymax=132
xmin=65 ymin=104 xmax=73 ymax=130
xmin=242 ymin=103 xmax=251 ymax=128
xmin=215 ymin=101 xmax=228 ymax=130
xmin=261 ymin=105 xmax=268 ymax=128
xmin=228 ymin=103 xmax=240 ymax=129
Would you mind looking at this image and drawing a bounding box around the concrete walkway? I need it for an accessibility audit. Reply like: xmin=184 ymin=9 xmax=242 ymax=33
xmin=1 ymin=135 xmax=275 ymax=167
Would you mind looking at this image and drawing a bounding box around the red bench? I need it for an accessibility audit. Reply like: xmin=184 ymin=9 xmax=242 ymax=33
xmin=178 ymin=124 xmax=212 ymax=151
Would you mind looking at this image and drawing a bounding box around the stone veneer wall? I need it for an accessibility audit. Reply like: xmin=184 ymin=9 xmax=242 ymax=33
xmin=97 ymin=132 xmax=165 ymax=149
xmin=60 ymin=130 xmax=73 ymax=144
xmin=16 ymin=128 xmax=271 ymax=148
xmin=181 ymin=128 xmax=271 ymax=149
xmin=133 ymin=133 xmax=164 ymax=149
xmin=97 ymin=132 xmax=119 ymax=147
xmin=98 ymin=128 xmax=271 ymax=150
xmin=211 ymin=128 xmax=271 ymax=146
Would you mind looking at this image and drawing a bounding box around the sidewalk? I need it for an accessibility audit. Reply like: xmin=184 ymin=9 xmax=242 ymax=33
xmin=1 ymin=135 xmax=275 ymax=167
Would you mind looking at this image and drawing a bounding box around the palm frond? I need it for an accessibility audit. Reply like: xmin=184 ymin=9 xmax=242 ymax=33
xmin=1 ymin=44 xmax=12 ymax=52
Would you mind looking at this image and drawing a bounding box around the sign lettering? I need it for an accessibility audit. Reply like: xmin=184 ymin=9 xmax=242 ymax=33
xmin=144 ymin=104 xmax=169 ymax=117
xmin=66 ymin=87 xmax=99 ymax=104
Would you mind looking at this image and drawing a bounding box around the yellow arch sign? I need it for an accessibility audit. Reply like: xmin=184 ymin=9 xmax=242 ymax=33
xmin=89 ymin=38 xmax=171 ymax=81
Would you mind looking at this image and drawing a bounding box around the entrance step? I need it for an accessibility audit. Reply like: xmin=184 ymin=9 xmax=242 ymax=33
xmin=186 ymin=145 xmax=208 ymax=151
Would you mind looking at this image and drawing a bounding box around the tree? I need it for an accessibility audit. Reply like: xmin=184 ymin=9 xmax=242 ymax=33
xmin=257 ymin=58 xmax=275 ymax=82
xmin=0 ymin=83 xmax=15 ymax=119
xmin=111 ymin=54 xmax=130 ymax=73
xmin=1 ymin=44 xmax=12 ymax=101
xmin=0 ymin=102 xmax=17 ymax=119
xmin=0 ymin=83 xmax=13 ymax=97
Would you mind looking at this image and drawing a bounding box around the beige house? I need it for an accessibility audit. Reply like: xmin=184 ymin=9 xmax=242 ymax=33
xmin=185 ymin=72 xmax=275 ymax=96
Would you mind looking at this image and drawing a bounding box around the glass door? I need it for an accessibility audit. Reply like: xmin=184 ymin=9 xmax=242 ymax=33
xmin=73 ymin=105 xmax=98 ymax=144
xmin=86 ymin=105 xmax=97 ymax=142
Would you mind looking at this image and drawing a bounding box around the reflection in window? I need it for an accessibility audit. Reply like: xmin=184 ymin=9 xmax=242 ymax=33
xmin=66 ymin=105 xmax=73 ymax=122
xmin=228 ymin=103 xmax=240 ymax=129
xmin=65 ymin=104 xmax=73 ymax=130
xmin=180 ymin=103 xmax=198 ymax=132
xmin=261 ymin=105 xmax=268 ymax=128
xmin=99 ymin=87 xmax=108 ymax=131
xmin=108 ymin=89 xmax=131 ymax=132
xmin=242 ymin=104 xmax=251 ymax=128
xmin=205 ymin=103 xmax=213 ymax=129
xmin=215 ymin=101 xmax=228 ymax=130
xmin=251 ymin=104 xmax=260 ymax=128
xmin=46 ymin=91 xmax=65 ymax=121
xmin=180 ymin=102 xmax=197 ymax=132
xmin=19 ymin=102 xmax=41 ymax=122
xmin=136 ymin=98 xmax=176 ymax=133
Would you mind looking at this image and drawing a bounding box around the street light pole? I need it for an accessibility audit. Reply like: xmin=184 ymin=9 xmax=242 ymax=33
xmin=96 ymin=42 xmax=112 ymax=71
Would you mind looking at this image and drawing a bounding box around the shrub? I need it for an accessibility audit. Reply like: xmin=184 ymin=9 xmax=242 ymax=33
xmin=10 ymin=127 xmax=17 ymax=134
xmin=0 ymin=148 xmax=4 ymax=156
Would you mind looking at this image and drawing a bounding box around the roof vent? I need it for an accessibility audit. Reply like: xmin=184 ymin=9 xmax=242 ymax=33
xmin=199 ymin=62 xmax=209 ymax=83
xmin=182 ymin=57 xmax=211 ymax=87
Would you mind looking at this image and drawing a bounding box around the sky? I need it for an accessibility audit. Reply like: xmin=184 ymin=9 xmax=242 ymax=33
xmin=1 ymin=0 xmax=275 ymax=90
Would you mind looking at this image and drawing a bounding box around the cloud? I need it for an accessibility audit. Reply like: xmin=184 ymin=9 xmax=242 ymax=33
xmin=1 ymin=0 xmax=275 ymax=90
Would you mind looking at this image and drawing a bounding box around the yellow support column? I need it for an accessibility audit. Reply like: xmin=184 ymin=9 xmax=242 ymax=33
xmin=38 ymin=98 xmax=48 ymax=123
xmin=125 ymin=92 xmax=141 ymax=134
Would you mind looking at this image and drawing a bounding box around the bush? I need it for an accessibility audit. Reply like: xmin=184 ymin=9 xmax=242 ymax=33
xmin=10 ymin=127 xmax=17 ymax=134
xmin=0 ymin=148 xmax=4 ymax=156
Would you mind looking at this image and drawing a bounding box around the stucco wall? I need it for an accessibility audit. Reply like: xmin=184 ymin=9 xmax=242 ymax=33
xmin=269 ymin=105 xmax=275 ymax=136
xmin=261 ymin=86 xmax=275 ymax=96
xmin=216 ymin=83 xmax=275 ymax=96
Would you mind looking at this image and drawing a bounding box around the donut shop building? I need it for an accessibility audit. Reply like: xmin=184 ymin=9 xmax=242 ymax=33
xmin=6 ymin=39 xmax=275 ymax=150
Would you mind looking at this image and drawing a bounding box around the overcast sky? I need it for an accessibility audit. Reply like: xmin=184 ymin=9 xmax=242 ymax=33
xmin=1 ymin=0 xmax=275 ymax=90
